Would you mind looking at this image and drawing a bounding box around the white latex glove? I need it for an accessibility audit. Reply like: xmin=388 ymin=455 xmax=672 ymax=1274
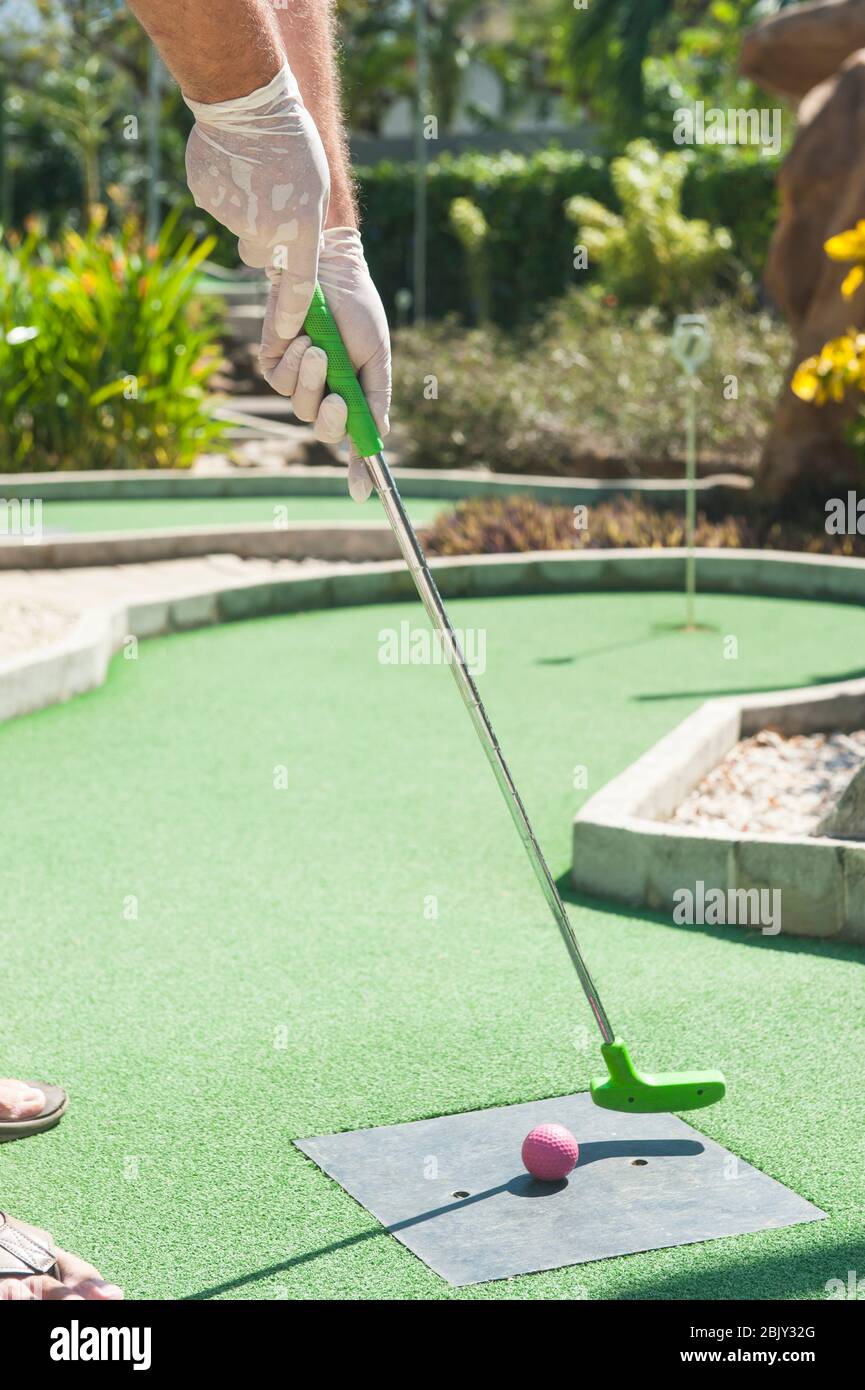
xmin=184 ymin=63 xmax=329 ymax=342
xmin=259 ymin=227 xmax=391 ymax=502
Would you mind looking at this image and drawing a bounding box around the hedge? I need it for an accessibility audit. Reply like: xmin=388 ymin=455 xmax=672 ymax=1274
xmin=6 ymin=136 xmax=779 ymax=329
xmin=355 ymin=145 xmax=779 ymax=327
xmin=680 ymin=148 xmax=780 ymax=287
xmin=357 ymin=148 xmax=613 ymax=328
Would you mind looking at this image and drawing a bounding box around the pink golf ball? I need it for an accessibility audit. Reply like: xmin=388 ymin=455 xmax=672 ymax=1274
xmin=521 ymin=1123 xmax=579 ymax=1181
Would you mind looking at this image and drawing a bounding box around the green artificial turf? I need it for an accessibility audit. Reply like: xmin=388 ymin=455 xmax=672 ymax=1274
xmin=1 ymin=588 xmax=863 ymax=1300
xmin=36 ymin=494 xmax=445 ymax=534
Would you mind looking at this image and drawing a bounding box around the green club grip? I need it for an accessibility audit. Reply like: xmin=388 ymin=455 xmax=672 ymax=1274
xmin=302 ymin=283 xmax=384 ymax=459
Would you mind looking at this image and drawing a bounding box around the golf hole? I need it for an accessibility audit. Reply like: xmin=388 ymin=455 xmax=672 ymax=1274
xmin=452 ymin=1190 xmax=470 ymax=1199
xmin=630 ymin=1159 xmax=648 ymax=1167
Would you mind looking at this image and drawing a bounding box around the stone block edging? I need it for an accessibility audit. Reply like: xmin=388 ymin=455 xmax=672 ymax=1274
xmin=573 ymin=674 xmax=865 ymax=945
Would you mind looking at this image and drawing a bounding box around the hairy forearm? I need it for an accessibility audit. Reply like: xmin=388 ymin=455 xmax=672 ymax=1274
xmin=127 ymin=0 xmax=283 ymax=100
xmin=128 ymin=0 xmax=356 ymax=228
xmin=271 ymin=0 xmax=357 ymax=228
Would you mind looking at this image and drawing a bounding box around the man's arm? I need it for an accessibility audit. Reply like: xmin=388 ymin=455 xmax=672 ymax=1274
xmin=272 ymin=1 xmax=357 ymax=229
xmin=128 ymin=0 xmax=389 ymax=487
xmin=129 ymin=0 xmax=356 ymax=228
xmin=126 ymin=0 xmax=284 ymax=101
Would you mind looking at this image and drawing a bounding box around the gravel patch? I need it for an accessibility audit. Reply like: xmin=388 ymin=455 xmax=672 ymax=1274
xmin=670 ymin=728 xmax=865 ymax=836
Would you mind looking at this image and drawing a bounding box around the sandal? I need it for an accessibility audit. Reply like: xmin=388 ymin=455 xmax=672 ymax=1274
xmin=0 ymin=1213 xmax=57 ymax=1278
xmin=0 ymin=1083 xmax=68 ymax=1143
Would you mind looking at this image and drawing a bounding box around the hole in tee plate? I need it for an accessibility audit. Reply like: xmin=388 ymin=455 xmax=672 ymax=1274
xmin=452 ymin=1190 xmax=470 ymax=1199
xmin=630 ymin=1159 xmax=648 ymax=1167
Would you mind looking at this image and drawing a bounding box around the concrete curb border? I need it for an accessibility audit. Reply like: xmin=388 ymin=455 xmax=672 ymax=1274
xmin=0 ymin=464 xmax=750 ymax=506
xmin=4 ymin=546 xmax=865 ymax=727
xmin=1 ymin=467 xmax=749 ymax=569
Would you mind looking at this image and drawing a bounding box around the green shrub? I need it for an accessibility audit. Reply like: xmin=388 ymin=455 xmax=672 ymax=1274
xmin=0 ymin=211 xmax=225 ymax=470
xmin=681 ymin=147 xmax=779 ymax=283
xmin=392 ymin=295 xmax=789 ymax=475
xmin=392 ymin=318 xmax=579 ymax=474
xmin=565 ymin=140 xmax=733 ymax=310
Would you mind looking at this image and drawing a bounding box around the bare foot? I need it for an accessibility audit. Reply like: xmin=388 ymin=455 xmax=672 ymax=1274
xmin=0 ymin=1079 xmax=45 ymax=1121
xmin=0 ymin=1232 xmax=123 ymax=1301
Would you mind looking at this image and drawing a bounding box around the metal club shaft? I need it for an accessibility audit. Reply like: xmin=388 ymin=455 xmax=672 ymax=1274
xmin=364 ymin=451 xmax=615 ymax=1046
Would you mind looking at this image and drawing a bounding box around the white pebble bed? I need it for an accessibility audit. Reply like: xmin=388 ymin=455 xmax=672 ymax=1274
xmin=670 ymin=728 xmax=865 ymax=836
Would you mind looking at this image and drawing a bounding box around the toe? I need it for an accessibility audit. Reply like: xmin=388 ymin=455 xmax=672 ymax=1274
xmin=0 ymin=1079 xmax=46 ymax=1120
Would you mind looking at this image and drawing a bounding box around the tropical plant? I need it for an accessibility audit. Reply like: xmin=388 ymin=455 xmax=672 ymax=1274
xmin=565 ymin=139 xmax=733 ymax=310
xmin=558 ymin=0 xmax=677 ymax=140
xmin=337 ymin=0 xmax=414 ymax=134
xmin=555 ymin=0 xmax=791 ymax=143
xmin=645 ymin=0 xmax=782 ymax=134
xmin=0 ymin=210 xmax=225 ymax=470
xmin=1 ymin=1 xmax=150 ymax=218
xmin=338 ymin=0 xmax=552 ymax=135
xmin=1 ymin=0 xmax=187 ymax=229
xmin=425 ymin=0 xmax=499 ymax=131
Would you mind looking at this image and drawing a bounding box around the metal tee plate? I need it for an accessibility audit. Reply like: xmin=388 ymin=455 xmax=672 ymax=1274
xmin=296 ymin=1092 xmax=826 ymax=1287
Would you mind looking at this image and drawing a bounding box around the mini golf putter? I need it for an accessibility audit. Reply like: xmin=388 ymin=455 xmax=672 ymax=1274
xmin=303 ymin=284 xmax=727 ymax=1116
xmin=592 ymin=1039 xmax=725 ymax=1114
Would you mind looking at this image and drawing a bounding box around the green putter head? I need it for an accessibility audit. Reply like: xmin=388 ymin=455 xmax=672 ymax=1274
xmin=591 ymin=1038 xmax=726 ymax=1114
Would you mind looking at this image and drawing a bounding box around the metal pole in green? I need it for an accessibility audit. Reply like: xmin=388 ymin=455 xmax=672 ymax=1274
xmin=671 ymin=314 xmax=711 ymax=631
xmin=413 ymin=0 xmax=428 ymax=324
xmin=0 ymin=76 xmax=11 ymax=229
xmin=685 ymin=377 xmax=697 ymax=629
xmin=145 ymin=51 xmax=163 ymax=243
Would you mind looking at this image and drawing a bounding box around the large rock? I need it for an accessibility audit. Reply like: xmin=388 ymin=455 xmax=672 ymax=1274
xmin=741 ymin=6 xmax=865 ymax=502
xmin=742 ymin=0 xmax=865 ymax=98
xmin=817 ymin=758 xmax=865 ymax=837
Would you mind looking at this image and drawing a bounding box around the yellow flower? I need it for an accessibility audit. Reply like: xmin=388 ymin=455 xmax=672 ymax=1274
xmin=792 ymin=326 xmax=865 ymax=405
xmin=791 ymin=358 xmax=822 ymax=403
xmin=824 ymin=221 xmax=865 ymax=261
xmin=841 ymin=265 xmax=865 ymax=299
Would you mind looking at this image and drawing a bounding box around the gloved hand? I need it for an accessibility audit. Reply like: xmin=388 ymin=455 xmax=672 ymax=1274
xmin=259 ymin=226 xmax=392 ymax=502
xmin=183 ymin=62 xmax=330 ymax=343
